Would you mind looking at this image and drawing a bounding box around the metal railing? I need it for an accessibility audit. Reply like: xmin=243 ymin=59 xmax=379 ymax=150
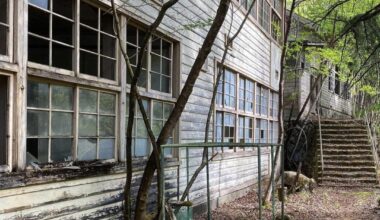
xmin=159 ymin=143 xmax=284 ymax=220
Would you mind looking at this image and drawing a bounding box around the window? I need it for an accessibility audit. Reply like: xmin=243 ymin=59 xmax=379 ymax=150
xmin=78 ymin=89 xmax=116 ymax=160
xmin=80 ymin=1 xmax=116 ymax=80
xmin=255 ymin=118 xmax=268 ymax=143
xmin=328 ymin=72 xmax=334 ymax=91
xmin=0 ymin=75 xmax=8 ymax=166
xmin=334 ymin=73 xmax=340 ymax=95
xmin=250 ymin=0 xmax=258 ymax=19
xmin=27 ymin=81 xmax=74 ymax=163
xmin=271 ymin=12 xmax=281 ymax=42
xmin=270 ymin=92 xmax=278 ymax=118
xmin=28 ymin=0 xmax=74 ymax=70
xmin=125 ymin=97 xmax=174 ymax=157
xmin=238 ymin=116 xmax=254 ymax=143
xmin=215 ymin=111 xmax=235 ymax=151
xmin=256 ymin=85 xmax=268 ymax=116
xmin=239 ymin=78 xmax=254 ymax=113
xmin=216 ymin=69 xmax=236 ymax=109
xmin=271 ymin=0 xmax=283 ymax=15
xmin=0 ymin=0 xmax=9 ymax=56
xmin=259 ymin=0 xmax=270 ymax=33
xmin=126 ymin=25 xmax=173 ymax=93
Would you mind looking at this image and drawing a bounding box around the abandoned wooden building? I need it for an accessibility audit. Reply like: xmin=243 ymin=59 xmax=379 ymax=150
xmin=0 ymin=0 xmax=283 ymax=218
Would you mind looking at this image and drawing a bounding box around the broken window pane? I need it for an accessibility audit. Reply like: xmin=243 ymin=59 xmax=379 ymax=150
xmin=53 ymin=0 xmax=73 ymax=19
xmin=52 ymin=43 xmax=73 ymax=70
xmin=28 ymin=35 xmax=49 ymax=65
xmin=79 ymin=114 xmax=97 ymax=137
xmin=52 ymin=85 xmax=73 ymax=110
xmin=28 ymin=6 xmax=49 ymax=37
xmin=99 ymin=116 xmax=115 ymax=137
xmin=0 ymin=0 xmax=7 ymax=24
xmin=27 ymin=81 xmax=49 ymax=108
xmin=99 ymin=93 xmax=115 ymax=114
xmin=80 ymin=1 xmax=98 ymax=28
xmin=99 ymin=139 xmax=114 ymax=159
xmin=80 ymin=26 xmax=98 ymax=52
xmin=100 ymin=57 xmax=115 ymax=80
xmin=0 ymin=25 xmax=7 ymax=56
xmin=100 ymin=12 xmax=113 ymax=35
xmin=26 ymin=138 xmax=48 ymax=163
xmin=80 ymin=51 xmax=98 ymax=76
xmin=77 ymin=138 xmax=97 ymax=160
xmin=51 ymin=112 xmax=72 ymax=136
xmin=27 ymin=110 xmax=49 ymax=136
xmin=29 ymin=0 xmax=49 ymax=9
xmin=53 ymin=16 xmax=73 ymax=45
xmin=79 ymin=89 xmax=98 ymax=113
xmin=51 ymin=138 xmax=72 ymax=161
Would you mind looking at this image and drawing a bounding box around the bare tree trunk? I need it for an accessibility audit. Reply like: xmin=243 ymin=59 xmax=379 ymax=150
xmin=135 ymin=1 xmax=232 ymax=219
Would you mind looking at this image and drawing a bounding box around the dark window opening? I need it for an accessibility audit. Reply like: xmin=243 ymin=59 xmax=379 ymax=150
xmin=0 ymin=75 xmax=8 ymax=165
xmin=28 ymin=35 xmax=49 ymax=65
xmin=335 ymin=73 xmax=340 ymax=95
xmin=0 ymin=25 xmax=7 ymax=56
xmin=26 ymin=138 xmax=49 ymax=163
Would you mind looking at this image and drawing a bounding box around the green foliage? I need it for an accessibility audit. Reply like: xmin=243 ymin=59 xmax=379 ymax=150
xmin=182 ymin=18 xmax=214 ymax=31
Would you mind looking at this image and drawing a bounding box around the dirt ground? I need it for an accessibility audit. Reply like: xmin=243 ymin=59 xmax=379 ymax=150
xmin=198 ymin=187 xmax=380 ymax=220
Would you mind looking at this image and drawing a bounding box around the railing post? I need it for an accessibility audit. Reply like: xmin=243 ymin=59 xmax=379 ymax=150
xmin=271 ymin=145 xmax=275 ymax=220
xmin=281 ymin=145 xmax=285 ymax=220
xmin=206 ymin=148 xmax=211 ymax=220
xmin=160 ymin=146 xmax=165 ymax=220
xmin=258 ymin=145 xmax=262 ymax=219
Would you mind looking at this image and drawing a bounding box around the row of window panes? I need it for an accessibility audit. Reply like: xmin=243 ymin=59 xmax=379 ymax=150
xmin=125 ymin=96 xmax=174 ymax=158
xmin=216 ymin=69 xmax=279 ymax=118
xmin=0 ymin=0 xmax=8 ymax=56
xmin=215 ymin=111 xmax=279 ymax=148
xmin=26 ymin=80 xmax=116 ymax=164
xmin=27 ymin=0 xmax=173 ymax=94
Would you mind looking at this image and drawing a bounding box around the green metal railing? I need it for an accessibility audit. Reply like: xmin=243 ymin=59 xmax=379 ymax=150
xmin=159 ymin=143 xmax=284 ymax=220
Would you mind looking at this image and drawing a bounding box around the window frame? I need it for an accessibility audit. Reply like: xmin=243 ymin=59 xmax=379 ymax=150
xmin=0 ymin=72 xmax=13 ymax=172
xmin=0 ymin=0 xmax=13 ymax=62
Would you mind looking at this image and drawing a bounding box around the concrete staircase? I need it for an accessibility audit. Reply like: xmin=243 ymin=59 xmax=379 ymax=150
xmin=316 ymin=119 xmax=379 ymax=187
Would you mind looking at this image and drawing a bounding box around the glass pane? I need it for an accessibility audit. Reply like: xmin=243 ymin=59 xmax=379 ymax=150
xmin=99 ymin=116 xmax=115 ymax=137
xmin=162 ymin=58 xmax=171 ymax=76
xmin=79 ymin=89 xmax=97 ymax=113
xmin=136 ymin=119 xmax=147 ymax=138
xmin=153 ymin=101 xmax=163 ymax=119
xmin=134 ymin=138 xmax=148 ymax=157
xmin=51 ymin=138 xmax=72 ymax=162
xmin=101 ymin=34 xmax=115 ymax=58
xmin=136 ymin=99 xmax=149 ymax=117
xmin=27 ymin=81 xmax=49 ymax=108
xmin=127 ymin=45 xmax=137 ymax=65
xmin=161 ymin=76 xmax=170 ymax=93
xmin=162 ymin=40 xmax=171 ymax=58
xmin=150 ymin=72 xmax=160 ymax=91
xmin=80 ymin=1 xmax=98 ymax=28
xmin=80 ymin=26 xmax=98 ymax=52
xmin=99 ymin=139 xmax=114 ymax=159
xmin=53 ymin=0 xmax=73 ymax=19
xmin=53 ymin=16 xmax=73 ymax=45
xmin=126 ymin=25 xmax=137 ymax=45
xmin=152 ymin=120 xmax=162 ymax=136
xmin=29 ymin=0 xmax=49 ymax=9
xmin=27 ymin=110 xmax=49 ymax=137
xmin=80 ymin=51 xmax=98 ymax=76
xmin=0 ymin=0 xmax=7 ymax=23
xmin=163 ymin=103 xmax=172 ymax=120
xmin=28 ymin=35 xmax=49 ymax=65
xmin=77 ymin=138 xmax=97 ymax=160
xmin=51 ymin=112 xmax=72 ymax=136
xmin=52 ymin=43 xmax=73 ymax=70
xmin=100 ymin=57 xmax=115 ymax=80
xmin=0 ymin=25 xmax=7 ymax=56
xmin=151 ymin=54 xmax=161 ymax=73
xmin=28 ymin=6 xmax=49 ymax=37
xmin=79 ymin=114 xmax=97 ymax=136
xmin=52 ymin=85 xmax=73 ymax=110
xmin=99 ymin=93 xmax=116 ymax=114
xmin=26 ymin=138 xmax=48 ymax=164
xmin=100 ymin=11 xmax=113 ymax=35
xmin=151 ymin=36 xmax=160 ymax=54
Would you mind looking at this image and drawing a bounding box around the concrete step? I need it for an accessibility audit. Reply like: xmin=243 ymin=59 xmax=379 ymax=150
xmin=317 ymin=149 xmax=372 ymax=155
xmin=321 ymin=154 xmax=374 ymax=161
xmin=319 ymin=134 xmax=369 ymax=139
xmin=318 ymin=160 xmax=375 ymax=167
xmin=319 ymin=124 xmax=367 ymax=130
xmin=318 ymin=119 xmax=365 ymax=124
xmin=317 ymin=129 xmax=368 ymax=135
xmin=317 ymin=138 xmax=369 ymax=145
xmin=319 ymin=176 xmax=378 ymax=184
xmin=318 ymin=171 xmax=377 ymax=179
xmin=318 ymin=165 xmax=377 ymax=173
xmin=318 ymin=182 xmax=379 ymax=188
xmin=316 ymin=143 xmax=372 ymax=149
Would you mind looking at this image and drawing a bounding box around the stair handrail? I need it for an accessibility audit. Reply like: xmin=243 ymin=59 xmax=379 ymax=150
xmin=317 ymin=107 xmax=324 ymax=175
xmin=364 ymin=111 xmax=380 ymax=168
